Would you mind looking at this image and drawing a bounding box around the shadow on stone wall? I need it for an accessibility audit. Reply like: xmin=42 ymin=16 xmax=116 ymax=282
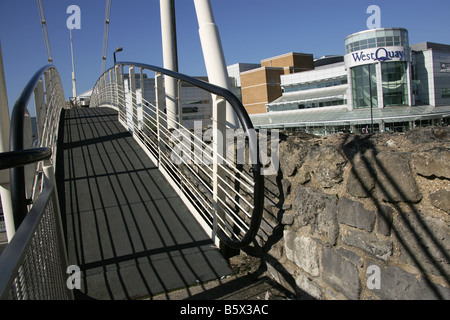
xmin=245 ymin=127 xmax=450 ymax=300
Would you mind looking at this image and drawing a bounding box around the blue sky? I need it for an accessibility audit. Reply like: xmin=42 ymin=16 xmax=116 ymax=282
xmin=1 ymin=0 xmax=449 ymax=116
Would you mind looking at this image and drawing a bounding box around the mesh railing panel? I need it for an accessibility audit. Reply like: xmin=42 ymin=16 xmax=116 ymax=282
xmin=1 ymin=190 xmax=71 ymax=300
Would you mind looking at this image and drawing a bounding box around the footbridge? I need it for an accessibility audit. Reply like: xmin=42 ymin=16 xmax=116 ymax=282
xmin=0 ymin=61 xmax=264 ymax=299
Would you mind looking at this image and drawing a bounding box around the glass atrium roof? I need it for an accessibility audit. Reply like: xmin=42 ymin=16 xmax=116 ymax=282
xmin=250 ymin=105 xmax=450 ymax=128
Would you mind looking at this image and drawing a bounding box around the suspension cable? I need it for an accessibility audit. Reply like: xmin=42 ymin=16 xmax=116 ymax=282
xmin=37 ymin=0 xmax=53 ymax=63
xmin=101 ymin=0 xmax=112 ymax=73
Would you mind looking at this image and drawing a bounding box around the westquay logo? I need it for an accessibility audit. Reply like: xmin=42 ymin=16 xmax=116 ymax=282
xmin=352 ymin=47 xmax=404 ymax=63
xmin=347 ymin=46 xmax=408 ymax=68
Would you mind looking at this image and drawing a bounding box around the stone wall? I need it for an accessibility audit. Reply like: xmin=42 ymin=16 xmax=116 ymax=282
xmin=251 ymin=126 xmax=450 ymax=300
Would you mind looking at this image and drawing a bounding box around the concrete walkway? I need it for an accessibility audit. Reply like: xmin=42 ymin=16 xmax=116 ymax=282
xmin=56 ymin=107 xmax=232 ymax=300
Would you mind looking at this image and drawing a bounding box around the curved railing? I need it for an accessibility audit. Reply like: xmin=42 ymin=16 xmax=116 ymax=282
xmin=9 ymin=65 xmax=65 ymax=227
xmin=90 ymin=61 xmax=264 ymax=249
xmin=0 ymin=65 xmax=71 ymax=299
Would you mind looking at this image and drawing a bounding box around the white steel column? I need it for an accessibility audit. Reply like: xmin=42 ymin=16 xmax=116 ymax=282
xmin=0 ymin=40 xmax=15 ymax=241
xmin=70 ymin=29 xmax=77 ymax=98
xmin=160 ymin=0 xmax=179 ymax=129
xmin=193 ymin=0 xmax=238 ymax=129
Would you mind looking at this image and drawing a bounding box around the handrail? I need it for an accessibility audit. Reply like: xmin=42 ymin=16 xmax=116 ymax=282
xmin=0 ymin=64 xmax=69 ymax=299
xmin=0 ymin=148 xmax=51 ymax=171
xmin=91 ymin=61 xmax=264 ymax=249
xmin=9 ymin=64 xmax=64 ymax=230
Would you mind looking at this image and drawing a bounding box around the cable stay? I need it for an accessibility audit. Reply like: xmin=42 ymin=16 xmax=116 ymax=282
xmin=101 ymin=0 xmax=112 ymax=73
xmin=37 ymin=0 xmax=53 ymax=63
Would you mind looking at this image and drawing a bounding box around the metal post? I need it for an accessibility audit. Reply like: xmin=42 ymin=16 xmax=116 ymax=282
xmin=0 ymin=40 xmax=15 ymax=241
xmin=70 ymin=29 xmax=77 ymax=98
xmin=177 ymin=79 xmax=182 ymax=124
xmin=160 ymin=0 xmax=179 ymax=130
xmin=155 ymin=72 xmax=165 ymax=163
xmin=193 ymin=0 xmax=239 ymax=129
xmin=129 ymin=66 xmax=137 ymax=131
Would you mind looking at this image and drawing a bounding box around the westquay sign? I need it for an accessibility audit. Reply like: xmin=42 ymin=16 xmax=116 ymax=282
xmin=345 ymin=46 xmax=410 ymax=68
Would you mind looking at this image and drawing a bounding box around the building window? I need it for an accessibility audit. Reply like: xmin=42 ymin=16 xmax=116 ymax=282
xmin=381 ymin=61 xmax=409 ymax=107
xmin=351 ymin=64 xmax=378 ymax=109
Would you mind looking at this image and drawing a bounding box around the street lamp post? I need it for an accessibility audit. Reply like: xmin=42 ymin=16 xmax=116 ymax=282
xmin=113 ymin=46 xmax=123 ymax=65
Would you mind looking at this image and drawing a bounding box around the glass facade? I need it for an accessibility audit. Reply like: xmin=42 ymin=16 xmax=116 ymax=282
xmin=345 ymin=28 xmax=409 ymax=54
xmin=382 ymin=61 xmax=409 ymax=106
xmin=346 ymin=28 xmax=411 ymax=109
xmin=352 ymin=64 xmax=378 ymax=109
xmin=283 ymin=78 xmax=347 ymax=93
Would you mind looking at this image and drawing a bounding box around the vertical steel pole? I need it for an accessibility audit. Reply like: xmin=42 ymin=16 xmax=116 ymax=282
xmin=70 ymin=29 xmax=77 ymax=98
xmin=155 ymin=72 xmax=165 ymax=164
xmin=160 ymin=0 xmax=179 ymax=129
xmin=129 ymin=66 xmax=137 ymax=131
xmin=193 ymin=0 xmax=239 ymax=129
xmin=0 ymin=40 xmax=15 ymax=241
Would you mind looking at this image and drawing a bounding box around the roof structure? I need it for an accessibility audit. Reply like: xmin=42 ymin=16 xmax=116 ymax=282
xmin=250 ymin=105 xmax=450 ymax=128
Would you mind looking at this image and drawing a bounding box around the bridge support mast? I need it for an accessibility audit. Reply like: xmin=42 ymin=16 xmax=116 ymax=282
xmin=0 ymin=41 xmax=15 ymax=241
xmin=160 ymin=0 xmax=179 ymax=129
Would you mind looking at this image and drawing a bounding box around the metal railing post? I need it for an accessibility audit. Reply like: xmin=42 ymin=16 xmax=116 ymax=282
xmin=129 ymin=66 xmax=137 ymax=132
xmin=155 ymin=72 xmax=164 ymax=164
xmin=212 ymin=97 xmax=227 ymax=244
xmin=114 ymin=65 xmax=123 ymax=120
xmin=177 ymin=79 xmax=182 ymax=124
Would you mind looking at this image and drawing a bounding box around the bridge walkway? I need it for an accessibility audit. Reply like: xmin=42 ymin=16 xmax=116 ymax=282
xmin=55 ymin=107 xmax=232 ymax=300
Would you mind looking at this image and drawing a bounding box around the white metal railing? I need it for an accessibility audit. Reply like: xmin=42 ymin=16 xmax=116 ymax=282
xmin=90 ymin=62 xmax=264 ymax=249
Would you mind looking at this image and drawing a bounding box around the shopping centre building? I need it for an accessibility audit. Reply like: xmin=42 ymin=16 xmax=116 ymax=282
xmin=239 ymin=27 xmax=450 ymax=135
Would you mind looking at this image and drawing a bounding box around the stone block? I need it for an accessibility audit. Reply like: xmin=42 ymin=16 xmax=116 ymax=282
xmin=281 ymin=212 xmax=295 ymax=225
xmin=377 ymin=205 xmax=394 ymax=236
xmin=411 ymin=149 xmax=450 ymax=179
xmin=396 ymin=212 xmax=450 ymax=277
xmin=279 ymin=138 xmax=307 ymax=177
xmin=322 ymin=247 xmax=361 ymax=299
xmin=337 ymin=197 xmax=376 ymax=231
xmin=284 ymin=230 xmax=320 ymax=276
xmin=373 ymin=152 xmax=422 ymax=203
xmin=292 ymin=186 xmax=339 ymax=244
xmin=368 ymin=262 xmax=450 ymax=300
xmin=342 ymin=228 xmax=393 ymax=260
xmin=336 ymin=247 xmax=363 ymax=268
xmin=429 ymin=189 xmax=450 ymax=213
xmin=295 ymin=273 xmax=322 ymax=299
xmin=310 ymin=146 xmax=347 ymax=188
xmin=346 ymin=157 xmax=376 ymax=198
xmin=281 ymin=178 xmax=291 ymax=197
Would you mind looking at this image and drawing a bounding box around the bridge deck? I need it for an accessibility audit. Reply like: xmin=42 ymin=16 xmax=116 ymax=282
xmin=56 ymin=107 xmax=232 ymax=300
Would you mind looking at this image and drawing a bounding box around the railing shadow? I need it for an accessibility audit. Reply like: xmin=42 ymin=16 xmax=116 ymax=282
xmin=340 ymin=133 xmax=449 ymax=299
xmin=56 ymin=107 xmax=232 ymax=300
xmin=249 ymin=132 xmax=449 ymax=299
